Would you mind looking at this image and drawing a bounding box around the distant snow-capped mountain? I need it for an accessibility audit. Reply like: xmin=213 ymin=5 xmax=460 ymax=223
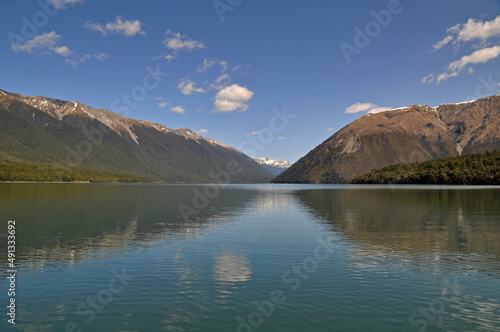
xmin=254 ymin=157 xmax=293 ymax=168
xmin=254 ymin=158 xmax=293 ymax=177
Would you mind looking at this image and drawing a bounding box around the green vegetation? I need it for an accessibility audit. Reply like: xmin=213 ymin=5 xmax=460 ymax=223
xmin=0 ymin=160 xmax=154 ymax=183
xmin=0 ymin=99 xmax=272 ymax=183
xmin=352 ymin=151 xmax=500 ymax=185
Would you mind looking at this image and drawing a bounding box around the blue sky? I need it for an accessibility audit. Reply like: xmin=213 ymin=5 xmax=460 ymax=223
xmin=1 ymin=0 xmax=500 ymax=162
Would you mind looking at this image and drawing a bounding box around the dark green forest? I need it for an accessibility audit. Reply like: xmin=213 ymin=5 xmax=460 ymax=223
xmin=0 ymin=160 xmax=154 ymax=183
xmin=352 ymin=151 xmax=500 ymax=185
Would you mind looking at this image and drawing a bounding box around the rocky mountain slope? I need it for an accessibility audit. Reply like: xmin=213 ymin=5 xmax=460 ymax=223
xmin=273 ymin=95 xmax=500 ymax=183
xmin=254 ymin=157 xmax=293 ymax=176
xmin=0 ymin=89 xmax=273 ymax=183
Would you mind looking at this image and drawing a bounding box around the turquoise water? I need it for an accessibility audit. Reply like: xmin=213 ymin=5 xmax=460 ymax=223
xmin=1 ymin=183 xmax=499 ymax=331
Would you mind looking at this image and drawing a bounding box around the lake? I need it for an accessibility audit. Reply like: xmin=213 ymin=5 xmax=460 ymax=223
xmin=1 ymin=183 xmax=500 ymax=331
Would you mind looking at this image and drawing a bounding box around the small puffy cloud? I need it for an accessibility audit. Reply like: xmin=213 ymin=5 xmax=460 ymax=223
xmin=163 ymin=30 xmax=205 ymax=51
xmin=277 ymin=136 xmax=286 ymax=140
xmin=170 ymin=105 xmax=185 ymax=114
xmin=152 ymin=54 xmax=176 ymax=62
xmin=95 ymin=53 xmax=110 ymax=61
xmin=157 ymin=101 xmax=170 ymax=108
xmin=83 ymin=16 xmax=146 ymax=37
xmin=425 ymin=46 xmax=500 ymax=84
xmin=196 ymin=58 xmax=230 ymax=73
xmin=213 ymin=84 xmax=254 ymax=113
xmin=198 ymin=129 xmax=208 ymax=134
xmin=64 ymin=54 xmax=90 ymax=67
xmin=245 ymin=131 xmax=260 ymax=136
xmin=47 ymin=0 xmax=86 ymax=9
xmin=64 ymin=53 xmax=109 ymax=67
xmin=12 ymin=31 xmax=71 ymax=56
xmin=54 ymin=46 xmax=71 ymax=57
xmin=327 ymin=128 xmax=334 ymax=131
xmin=344 ymin=102 xmax=391 ymax=114
xmin=178 ymin=79 xmax=205 ymax=95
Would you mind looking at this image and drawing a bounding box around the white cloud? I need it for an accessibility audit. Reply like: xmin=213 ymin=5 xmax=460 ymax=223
xmin=426 ymin=16 xmax=500 ymax=83
xmin=433 ymin=16 xmax=500 ymax=51
xmin=426 ymin=46 xmax=500 ymax=84
xmin=197 ymin=58 xmax=216 ymax=72
xmin=277 ymin=136 xmax=286 ymax=140
xmin=448 ymin=45 xmax=500 ymax=72
xmin=344 ymin=102 xmax=390 ymax=114
xmin=432 ymin=35 xmax=454 ymax=51
xmin=152 ymin=54 xmax=176 ymax=62
xmin=232 ymin=65 xmax=243 ymax=72
xmin=163 ymin=30 xmax=205 ymax=51
xmin=245 ymin=131 xmax=260 ymax=136
xmin=47 ymin=0 xmax=86 ymax=9
xmin=170 ymin=105 xmax=185 ymax=114
xmin=64 ymin=54 xmax=90 ymax=67
xmin=457 ymin=16 xmax=500 ymax=43
xmin=345 ymin=102 xmax=377 ymax=113
xmin=435 ymin=72 xmax=459 ymax=83
xmin=178 ymin=79 xmax=205 ymax=95
xmin=83 ymin=16 xmax=146 ymax=37
xmin=64 ymin=53 xmax=109 ymax=67
xmin=10 ymin=31 xmax=108 ymax=67
xmin=327 ymin=128 xmax=334 ymax=131
xmin=209 ymin=73 xmax=232 ymax=90
xmin=54 ymin=46 xmax=71 ymax=57
xmin=12 ymin=31 xmax=71 ymax=56
xmin=213 ymin=84 xmax=254 ymax=113
xmin=95 ymin=53 xmax=110 ymax=61
xmin=421 ymin=73 xmax=436 ymax=84
xmin=198 ymin=129 xmax=208 ymax=134
xmin=196 ymin=58 xmax=230 ymax=73
xmin=157 ymin=101 xmax=170 ymax=108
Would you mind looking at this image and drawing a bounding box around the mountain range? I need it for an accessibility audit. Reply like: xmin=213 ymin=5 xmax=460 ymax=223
xmin=0 ymin=89 xmax=273 ymax=183
xmin=3 ymin=88 xmax=499 ymax=185
xmin=254 ymin=157 xmax=293 ymax=176
xmin=274 ymin=95 xmax=500 ymax=183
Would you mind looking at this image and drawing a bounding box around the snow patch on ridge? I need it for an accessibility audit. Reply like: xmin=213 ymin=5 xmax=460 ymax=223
xmin=390 ymin=106 xmax=408 ymax=111
xmin=444 ymin=100 xmax=477 ymax=106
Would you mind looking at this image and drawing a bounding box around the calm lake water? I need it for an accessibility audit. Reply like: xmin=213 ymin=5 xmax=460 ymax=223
xmin=1 ymin=183 xmax=500 ymax=331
